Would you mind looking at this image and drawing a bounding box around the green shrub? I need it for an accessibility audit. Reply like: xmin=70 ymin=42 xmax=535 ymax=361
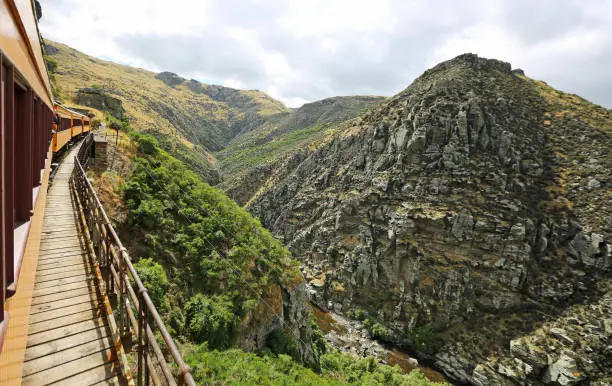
xmin=44 ymin=56 xmax=57 ymax=73
xmin=91 ymin=119 xmax=102 ymax=130
xmin=109 ymin=117 xmax=123 ymax=131
xmin=368 ymin=322 xmax=391 ymax=341
xmin=138 ymin=134 xmax=159 ymax=155
xmin=133 ymin=258 xmax=168 ymax=311
xmin=407 ymin=325 xmax=436 ymax=351
xmin=266 ymin=328 xmax=299 ymax=360
xmin=354 ymin=307 xmax=368 ymax=321
xmin=185 ymin=294 xmax=236 ymax=349
xmin=185 ymin=344 xmax=445 ymax=385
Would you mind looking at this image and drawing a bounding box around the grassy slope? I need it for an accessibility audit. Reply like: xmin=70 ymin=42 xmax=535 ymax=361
xmin=47 ymin=40 xmax=384 ymax=198
xmin=45 ymin=40 xmax=287 ymax=158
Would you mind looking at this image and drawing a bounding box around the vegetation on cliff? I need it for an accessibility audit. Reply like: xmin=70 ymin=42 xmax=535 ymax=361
xmin=122 ymin=132 xmax=302 ymax=349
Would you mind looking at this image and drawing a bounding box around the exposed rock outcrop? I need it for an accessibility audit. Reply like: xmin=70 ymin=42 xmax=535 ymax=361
xmin=76 ymin=87 xmax=125 ymax=119
xmin=235 ymin=282 xmax=316 ymax=366
xmin=155 ymin=71 xmax=185 ymax=87
xmin=248 ymin=54 xmax=612 ymax=384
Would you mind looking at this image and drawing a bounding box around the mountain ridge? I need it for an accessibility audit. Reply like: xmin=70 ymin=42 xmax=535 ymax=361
xmin=247 ymin=53 xmax=612 ymax=384
xmin=45 ymin=39 xmax=384 ymax=190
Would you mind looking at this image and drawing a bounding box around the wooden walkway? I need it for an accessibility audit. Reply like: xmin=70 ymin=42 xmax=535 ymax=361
xmin=18 ymin=143 xmax=124 ymax=385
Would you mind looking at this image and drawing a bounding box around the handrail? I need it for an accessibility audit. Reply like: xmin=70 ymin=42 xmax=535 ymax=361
xmin=70 ymin=133 xmax=196 ymax=386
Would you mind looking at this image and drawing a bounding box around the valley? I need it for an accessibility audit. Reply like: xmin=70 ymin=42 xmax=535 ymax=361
xmin=46 ymin=39 xmax=611 ymax=385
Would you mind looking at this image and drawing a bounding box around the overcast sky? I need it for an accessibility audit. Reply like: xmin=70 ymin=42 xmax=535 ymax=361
xmin=40 ymin=0 xmax=611 ymax=108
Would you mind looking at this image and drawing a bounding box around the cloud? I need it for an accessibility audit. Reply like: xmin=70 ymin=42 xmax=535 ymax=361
xmin=39 ymin=0 xmax=612 ymax=108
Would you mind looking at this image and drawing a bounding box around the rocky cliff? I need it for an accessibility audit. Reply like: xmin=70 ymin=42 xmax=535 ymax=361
xmin=249 ymin=54 xmax=611 ymax=384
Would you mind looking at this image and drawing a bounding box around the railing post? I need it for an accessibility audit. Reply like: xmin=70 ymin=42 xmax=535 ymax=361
xmin=106 ymin=230 xmax=114 ymax=295
xmin=118 ymin=247 xmax=128 ymax=337
xmin=137 ymin=288 xmax=149 ymax=386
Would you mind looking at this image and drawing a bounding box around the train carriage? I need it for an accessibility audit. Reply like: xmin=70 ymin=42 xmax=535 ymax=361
xmin=0 ymin=0 xmax=90 ymax=351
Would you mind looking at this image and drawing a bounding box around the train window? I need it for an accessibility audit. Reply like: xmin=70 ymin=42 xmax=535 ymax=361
xmin=33 ymin=98 xmax=42 ymax=186
xmin=2 ymin=63 xmax=15 ymax=288
xmin=14 ymin=85 xmax=33 ymax=223
xmin=33 ymin=98 xmax=38 ymax=185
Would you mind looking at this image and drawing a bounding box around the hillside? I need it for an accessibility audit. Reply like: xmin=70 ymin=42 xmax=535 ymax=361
xmin=248 ymin=54 xmax=612 ymax=384
xmin=217 ymin=95 xmax=385 ymax=204
xmin=44 ymin=40 xmax=288 ymax=182
xmin=45 ymin=40 xmax=383 ymax=194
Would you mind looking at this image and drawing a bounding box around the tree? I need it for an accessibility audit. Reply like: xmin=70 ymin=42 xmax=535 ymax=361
xmin=134 ymin=258 xmax=168 ymax=311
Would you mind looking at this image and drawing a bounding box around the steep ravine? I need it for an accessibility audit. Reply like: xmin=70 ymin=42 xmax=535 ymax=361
xmin=248 ymin=54 xmax=611 ymax=384
xmin=311 ymin=304 xmax=449 ymax=383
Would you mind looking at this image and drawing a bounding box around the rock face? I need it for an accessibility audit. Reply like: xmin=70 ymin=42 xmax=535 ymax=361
xmin=155 ymin=71 xmax=185 ymax=87
xmin=76 ymin=87 xmax=125 ymax=119
xmin=235 ymin=282 xmax=316 ymax=366
xmin=248 ymin=54 xmax=612 ymax=384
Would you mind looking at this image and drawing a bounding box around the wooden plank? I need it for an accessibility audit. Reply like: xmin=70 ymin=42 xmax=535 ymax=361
xmin=28 ymin=299 xmax=102 ymax=324
xmin=32 ymin=278 xmax=96 ymax=297
xmin=36 ymin=255 xmax=89 ymax=270
xmin=27 ymin=317 xmax=107 ymax=347
xmin=38 ymin=243 xmax=85 ymax=252
xmin=23 ymin=325 xmax=110 ymax=362
xmin=29 ymin=292 xmax=99 ymax=315
xmin=39 ymin=231 xmax=82 ymax=238
xmin=34 ymin=267 xmax=93 ymax=284
xmin=37 ymin=250 xmax=87 ymax=261
xmin=38 ymin=244 xmax=84 ymax=254
xmin=31 ymin=285 xmax=95 ymax=305
xmin=28 ymin=307 xmax=105 ymax=335
xmin=38 ymin=248 xmax=84 ymax=258
xmin=51 ymin=360 xmax=121 ymax=386
xmin=35 ymin=260 xmax=90 ymax=274
xmin=22 ymin=335 xmax=114 ymax=377
xmin=41 ymin=219 xmax=77 ymax=224
xmin=36 ymin=259 xmax=89 ymax=273
xmin=39 ymin=237 xmax=82 ymax=246
xmin=41 ymin=227 xmax=78 ymax=234
xmin=39 ymin=232 xmax=80 ymax=240
xmin=36 ymin=261 xmax=88 ymax=277
xmin=34 ymin=273 xmax=93 ymax=290
xmin=92 ymin=375 xmax=124 ymax=386
xmin=21 ymin=349 xmax=117 ymax=385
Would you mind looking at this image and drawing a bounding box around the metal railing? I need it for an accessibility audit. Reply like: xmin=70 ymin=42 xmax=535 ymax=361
xmin=70 ymin=133 xmax=196 ymax=386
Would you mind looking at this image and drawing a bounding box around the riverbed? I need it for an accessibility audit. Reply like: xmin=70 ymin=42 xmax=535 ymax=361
xmin=311 ymin=304 xmax=448 ymax=383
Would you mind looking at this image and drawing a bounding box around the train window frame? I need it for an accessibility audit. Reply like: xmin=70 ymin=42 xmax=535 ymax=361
xmin=0 ymin=56 xmax=5 ymax=325
xmin=2 ymin=60 xmax=16 ymax=290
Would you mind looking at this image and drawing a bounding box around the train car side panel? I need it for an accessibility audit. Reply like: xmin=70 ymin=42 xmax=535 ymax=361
xmin=0 ymin=0 xmax=53 ymax=109
xmin=53 ymin=128 xmax=71 ymax=153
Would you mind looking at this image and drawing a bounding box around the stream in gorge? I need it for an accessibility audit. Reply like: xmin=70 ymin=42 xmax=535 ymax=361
xmin=311 ymin=305 xmax=449 ymax=383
